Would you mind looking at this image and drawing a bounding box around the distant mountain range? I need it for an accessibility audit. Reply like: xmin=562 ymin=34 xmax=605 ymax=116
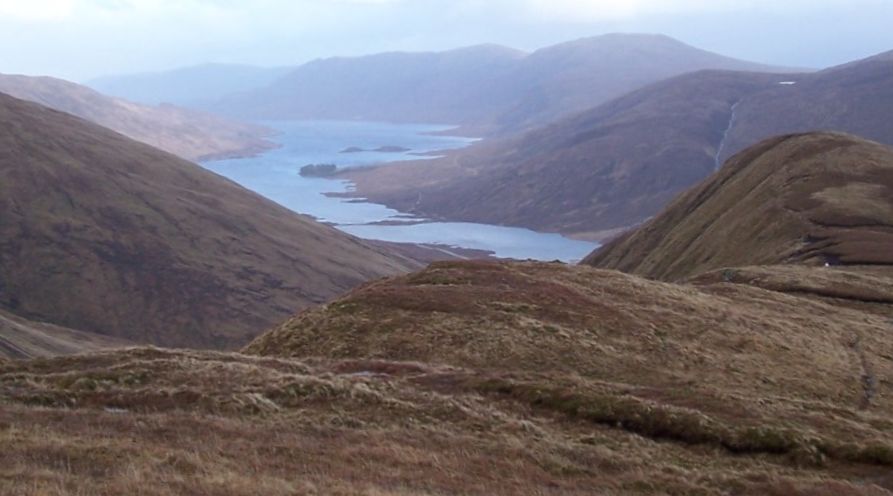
xmin=207 ymin=34 xmax=795 ymax=134
xmin=88 ymin=63 xmax=292 ymax=106
xmin=0 ymin=92 xmax=419 ymax=350
xmin=340 ymin=47 xmax=893 ymax=239
xmin=0 ymin=73 xmax=274 ymax=161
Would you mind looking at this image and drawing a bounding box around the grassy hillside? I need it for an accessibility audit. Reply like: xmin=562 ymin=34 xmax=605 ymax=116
xmin=3 ymin=133 xmax=892 ymax=493
xmin=0 ymin=73 xmax=274 ymax=161
xmin=241 ymin=260 xmax=893 ymax=493
xmin=0 ymin=309 xmax=131 ymax=359
xmin=0 ymin=93 xmax=419 ymax=349
xmin=585 ymin=133 xmax=893 ymax=280
xmin=3 ymin=306 xmax=892 ymax=494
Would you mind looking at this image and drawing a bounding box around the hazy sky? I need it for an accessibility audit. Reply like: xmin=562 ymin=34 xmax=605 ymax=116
xmin=2 ymin=0 xmax=892 ymax=81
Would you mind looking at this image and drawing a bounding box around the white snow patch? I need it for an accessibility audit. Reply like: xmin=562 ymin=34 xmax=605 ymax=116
xmin=778 ymin=81 xmax=798 ymax=85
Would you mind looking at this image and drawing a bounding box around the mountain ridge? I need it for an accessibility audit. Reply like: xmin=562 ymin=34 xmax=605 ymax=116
xmin=210 ymin=33 xmax=792 ymax=135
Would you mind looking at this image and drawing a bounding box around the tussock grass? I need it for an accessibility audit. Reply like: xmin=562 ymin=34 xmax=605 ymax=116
xmin=3 ymin=346 xmax=892 ymax=494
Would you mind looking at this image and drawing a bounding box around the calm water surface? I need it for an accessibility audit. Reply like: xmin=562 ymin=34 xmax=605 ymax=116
xmin=203 ymin=120 xmax=599 ymax=261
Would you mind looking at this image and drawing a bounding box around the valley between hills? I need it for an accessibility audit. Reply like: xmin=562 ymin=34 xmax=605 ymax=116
xmin=1 ymin=31 xmax=893 ymax=495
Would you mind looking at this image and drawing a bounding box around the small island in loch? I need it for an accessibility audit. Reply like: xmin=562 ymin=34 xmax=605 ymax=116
xmin=339 ymin=145 xmax=412 ymax=153
xmin=299 ymin=163 xmax=338 ymax=177
xmin=374 ymin=145 xmax=411 ymax=152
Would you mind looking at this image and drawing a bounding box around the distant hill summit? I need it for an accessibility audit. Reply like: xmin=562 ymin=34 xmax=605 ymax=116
xmin=211 ymin=34 xmax=790 ymax=133
xmin=0 ymin=73 xmax=274 ymax=161
xmin=0 ymin=92 xmax=419 ymax=349
xmin=585 ymin=132 xmax=893 ymax=280
xmin=488 ymin=33 xmax=795 ymax=134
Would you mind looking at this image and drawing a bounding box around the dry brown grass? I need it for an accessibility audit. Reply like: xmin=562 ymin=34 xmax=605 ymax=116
xmin=3 ymin=346 xmax=892 ymax=495
xmin=690 ymin=265 xmax=893 ymax=318
xmin=237 ymin=260 xmax=893 ymax=491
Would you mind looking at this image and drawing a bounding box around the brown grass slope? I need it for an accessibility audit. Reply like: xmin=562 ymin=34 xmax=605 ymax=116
xmin=585 ymin=132 xmax=893 ymax=280
xmin=343 ymin=71 xmax=787 ymax=239
xmin=2 ymin=342 xmax=891 ymax=494
xmin=0 ymin=93 xmax=419 ymax=349
xmin=0 ymin=309 xmax=131 ymax=360
xmin=0 ymin=73 xmax=274 ymax=161
xmin=246 ymin=261 xmax=893 ymax=486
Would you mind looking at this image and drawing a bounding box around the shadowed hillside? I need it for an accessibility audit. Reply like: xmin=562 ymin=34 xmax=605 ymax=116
xmin=585 ymin=133 xmax=893 ymax=280
xmin=0 ymin=73 xmax=274 ymax=161
xmin=0 ymin=93 xmax=419 ymax=349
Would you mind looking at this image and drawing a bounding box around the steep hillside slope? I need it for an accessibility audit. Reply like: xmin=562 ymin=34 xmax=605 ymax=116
xmin=0 ymin=73 xmax=273 ymax=161
xmin=719 ymin=50 xmax=893 ymax=164
xmin=0 ymin=309 xmax=130 ymax=359
xmin=342 ymin=71 xmax=787 ymax=239
xmin=88 ymin=63 xmax=292 ymax=106
xmin=585 ymin=133 xmax=893 ymax=280
xmin=214 ymin=34 xmax=787 ymax=134
xmin=0 ymin=93 xmax=418 ymax=349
